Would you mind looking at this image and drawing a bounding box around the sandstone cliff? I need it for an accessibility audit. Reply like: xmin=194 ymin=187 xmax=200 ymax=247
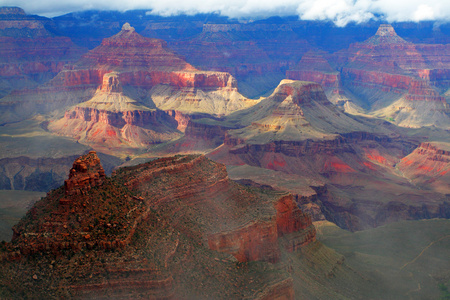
xmin=0 ymin=22 xmax=258 ymax=125
xmin=334 ymin=24 xmax=450 ymax=128
xmin=0 ymin=7 xmax=86 ymax=97
xmin=48 ymin=72 xmax=181 ymax=149
xmin=2 ymin=154 xmax=321 ymax=299
xmin=202 ymin=79 xmax=449 ymax=231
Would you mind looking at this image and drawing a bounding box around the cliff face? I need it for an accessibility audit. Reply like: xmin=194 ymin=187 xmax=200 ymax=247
xmin=0 ymin=7 xmax=86 ymax=97
xmin=333 ymin=24 xmax=450 ymax=128
xmin=397 ymin=142 xmax=450 ymax=193
xmin=0 ymin=22 xmax=257 ymax=124
xmin=3 ymin=154 xmax=318 ymax=299
xmin=64 ymin=151 xmax=105 ymax=196
xmin=165 ymin=22 xmax=313 ymax=98
xmin=286 ymin=51 xmax=364 ymax=112
xmin=65 ymin=22 xmax=254 ymax=118
xmin=49 ymin=72 xmax=181 ymax=149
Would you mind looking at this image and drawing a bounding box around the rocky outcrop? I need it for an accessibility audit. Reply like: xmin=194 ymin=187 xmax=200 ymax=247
xmin=213 ymin=79 xmax=389 ymax=155
xmin=207 ymin=221 xmax=281 ymax=263
xmin=64 ymin=151 xmax=105 ymax=196
xmin=49 ymin=72 xmax=181 ymax=149
xmin=4 ymin=154 xmax=318 ymax=298
xmin=397 ymin=142 xmax=450 ymax=193
xmin=185 ymin=119 xmax=230 ymax=142
xmin=208 ymin=194 xmax=315 ymax=263
xmin=165 ymin=22 xmax=312 ymax=97
xmin=333 ymin=24 xmax=450 ymax=128
xmin=205 ymin=79 xmax=449 ymax=231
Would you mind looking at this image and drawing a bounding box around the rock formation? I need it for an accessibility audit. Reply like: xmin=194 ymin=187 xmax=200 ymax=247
xmin=0 ymin=22 xmax=258 ymax=129
xmin=48 ymin=72 xmax=181 ymax=149
xmin=333 ymin=24 xmax=450 ymax=128
xmin=167 ymin=22 xmax=313 ymax=97
xmin=199 ymin=79 xmax=449 ymax=231
xmin=397 ymin=142 xmax=450 ymax=193
xmin=287 ymin=51 xmax=364 ymax=113
xmin=63 ymin=151 xmax=105 ymax=196
xmin=1 ymin=154 xmax=322 ymax=299
xmin=0 ymin=7 xmax=86 ymax=97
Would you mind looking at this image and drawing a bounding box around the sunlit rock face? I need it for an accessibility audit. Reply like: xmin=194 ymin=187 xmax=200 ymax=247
xmin=0 ymin=22 xmax=258 ymax=126
xmin=200 ymin=79 xmax=449 ymax=231
xmin=332 ymin=24 xmax=450 ymax=128
xmin=48 ymin=72 xmax=181 ymax=149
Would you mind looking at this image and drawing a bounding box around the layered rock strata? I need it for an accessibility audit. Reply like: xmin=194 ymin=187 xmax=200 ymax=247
xmin=334 ymin=24 xmax=450 ymax=128
xmin=202 ymin=79 xmax=449 ymax=231
xmin=4 ymin=154 xmax=318 ymax=298
xmin=0 ymin=7 xmax=85 ymax=97
xmin=397 ymin=142 xmax=450 ymax=193
xmin=48 ymin=72 xmax=181 ymax=149
xmin=0 ymin=22 xmax=257 ymax=124
xmin=63 ymin=151 xmax=105 ymax=196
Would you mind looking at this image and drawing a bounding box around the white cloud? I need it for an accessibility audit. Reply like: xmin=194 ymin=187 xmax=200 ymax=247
xmin=413 ymin=4 xmax=435 ymax=21
xmin=2 ymin=0 xmax=450 ymax=26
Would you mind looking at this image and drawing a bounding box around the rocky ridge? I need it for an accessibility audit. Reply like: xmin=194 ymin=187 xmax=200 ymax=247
xmin=286 ymin=51 xmax=363 ymax=112
xmin=48 ymin=72 xmax=181 ymax=149
xmin=336 ymin=24 xmax=450 ymax=128
xmin=63 ymin=151 xmax=105 ymax=197
xmin=0 ymin=22 xmax=257 ymax=125
xmin=198 ymin=79 xmax=449 ymax=231
xmin=1 ymin=153 xmax=323 ymax=299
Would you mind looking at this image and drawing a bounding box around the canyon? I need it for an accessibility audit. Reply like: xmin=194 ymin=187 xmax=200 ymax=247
xmin=196 ymin=80 xmax=450 ymax=231
xmin=0 ymin=6 xmax=450 ymax=299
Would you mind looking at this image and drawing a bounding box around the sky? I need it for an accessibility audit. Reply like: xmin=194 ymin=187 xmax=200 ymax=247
xmin=2 ymin=0 xmax=450 ymax=26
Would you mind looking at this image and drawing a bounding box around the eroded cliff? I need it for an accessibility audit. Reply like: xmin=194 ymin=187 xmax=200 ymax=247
xmin=1 ymin=154 xmax=320 ymax=299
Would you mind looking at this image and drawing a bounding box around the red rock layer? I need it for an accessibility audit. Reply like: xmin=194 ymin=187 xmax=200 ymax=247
xmin=76 ymin=23 xmax=193 ymax=72
xmin=208 ymin=194 xmax=315 ymax=263
xmin=287 ymin=70 xmax=340 ymax=88
xmin=341 ymin=68 xmax=446 ymax=102
xmin=64 ymin=151 xmax=105 ymax=196
xmin=287 ymin=51 xmax=340 ymax=88
xmin=64 ymin=106 xmax=173 ymax=128
xmin=48 ymin=71 xmax=181 ymax=148
xmin=336 ymin=24 xmax=449 ymax=109
xmin=207 ymin=221 xmax=281 ymax=263
xmin=0 ymin=7 xmax=85 ymax=94
xmin=397 ymin=142 xmax=450 ymax=193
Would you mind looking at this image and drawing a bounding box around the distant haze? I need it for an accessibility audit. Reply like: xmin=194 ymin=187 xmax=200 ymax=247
xmin=2 ymin=0 xmax=450 ymax=26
